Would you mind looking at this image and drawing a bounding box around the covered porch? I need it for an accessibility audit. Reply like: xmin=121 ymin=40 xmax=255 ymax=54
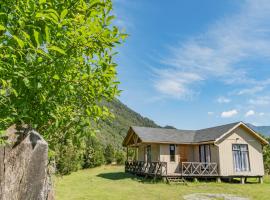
xmin=124 ymin=160 xmax=219 ymax=178
xmin=123 ymin=126 xmax=220 ymax=178
xmin=125 ymin=143 xmax=219 ymax=178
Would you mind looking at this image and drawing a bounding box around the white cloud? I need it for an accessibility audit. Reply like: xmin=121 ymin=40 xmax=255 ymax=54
xmin=245 ymin=110 xmax=255 ymax=117
xmin=217 ymin=97 xmax=231 ymax=103
xmin=237 ymin=86 xmax=264 ymax=95
xmin=248 ymin=96 xmax=270 ymax=106
xmin=208 ymin=112 xmax=214 ymax=115
xmin=221 ymin=109 xmax=238 ymax=118
xmin=154 ymin=0 xmax=270 ymax=99
xmin=154 ymin=70 xmax=203 ymax=99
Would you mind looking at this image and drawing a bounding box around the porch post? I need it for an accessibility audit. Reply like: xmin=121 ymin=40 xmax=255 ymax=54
xmin=259 ymin=177 xmax=263 ymax=184
xmin=240 ymin=177 xmax=245 ymax=184
xmin=126 ymin=146 xmax=129 ymax=161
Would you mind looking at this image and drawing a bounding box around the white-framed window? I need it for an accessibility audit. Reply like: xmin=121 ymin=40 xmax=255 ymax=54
xmin=232 ymin=144 xmax=250 ymax=172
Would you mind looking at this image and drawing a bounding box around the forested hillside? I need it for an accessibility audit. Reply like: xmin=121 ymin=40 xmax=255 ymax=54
xmin=97 ymin=100 xmax=159 ymax=148
xmin=56 ymin=99 xmax=159 ymax=175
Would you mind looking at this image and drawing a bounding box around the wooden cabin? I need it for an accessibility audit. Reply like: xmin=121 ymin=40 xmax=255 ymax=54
xmin=122 ymin=122 xmax=269 ymax=183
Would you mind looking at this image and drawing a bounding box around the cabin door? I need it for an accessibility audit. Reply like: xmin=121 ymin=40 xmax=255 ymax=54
xmin=179 ymin=145 xmax=188 ymax=163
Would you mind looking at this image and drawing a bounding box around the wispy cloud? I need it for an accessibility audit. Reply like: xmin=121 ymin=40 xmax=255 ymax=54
xmin=221 ymin=109 xmax=238 ymax=118
xmin=207 ymin=111 xmax=214 ymax=116
xmin=154 ymin=70 xmax=203 ymax=99
xmin=217 ymin=97 xmax=231 ymax=104
xmin=237 ymin=86 xmax=264 ymax=95
xmin=248 ymin=96 xmax=270 ymax=106
xmin=154 ymin=0 xmax=270 ymax=99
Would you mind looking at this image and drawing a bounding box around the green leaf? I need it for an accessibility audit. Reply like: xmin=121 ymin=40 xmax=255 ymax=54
xmin=0 ymin=25 xmax=5 ymax=31
xmin=45 ymin=26 xmax=50 ymax=43
xmin=60 ymin=9 xmax=68 ymax=19
xmin=53 ymin=74 xmax=60 ymax=80
xmin=34 ymin=29 xmax=40 ymax=47
xmin=48 ymin=46 xmax=66 ymax=55
xmin=13 ymin=35 xmax=24 ymax=48
xmin=106 ymin=16 xmax=115 ymax=24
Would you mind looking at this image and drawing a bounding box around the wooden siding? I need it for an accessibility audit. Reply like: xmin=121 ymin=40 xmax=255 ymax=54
xmin=138 ymin=145 xmax=145 ymax=161
xmin=217 ymin=126 xmax=264 ymax=176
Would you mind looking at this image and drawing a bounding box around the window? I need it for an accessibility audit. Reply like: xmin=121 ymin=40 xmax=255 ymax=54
xmin=170 ymin=144 xmax=175 ymax=162
xmin=146 ymin=145 xmax=151 ymax=162
xmin=232 ymin=144 xmax=250 ymax=172
xmin=199 ymin=144 xmax=211 ymax=163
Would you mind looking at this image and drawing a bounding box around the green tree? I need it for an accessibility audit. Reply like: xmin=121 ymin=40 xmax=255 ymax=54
xmin=104 ymin=144 xmax=115 ymax=164
xmin=0 ymin=0 xmax=126 ymax=145
xmin=263 ymin=137 xmax=270 ymax=174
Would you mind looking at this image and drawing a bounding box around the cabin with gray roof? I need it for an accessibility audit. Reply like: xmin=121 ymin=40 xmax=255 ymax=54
xmin=122 ymin=122 xmax=269 ymax=183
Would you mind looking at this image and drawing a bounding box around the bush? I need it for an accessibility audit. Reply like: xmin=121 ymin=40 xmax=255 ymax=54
xmin=115 ymin=150 xmax=125 ymax=165
xmin=104 ymin=144 xmax=115 ymax=164
xmin=83 ymin=136 xmax=105 ymax=168
xmin=55 ymin=140 xmax=84 ymax=175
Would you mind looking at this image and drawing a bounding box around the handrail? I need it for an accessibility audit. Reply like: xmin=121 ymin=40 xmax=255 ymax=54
xmin=125 ymin=160 xmax=167 ymax=177
xmin=182 ymin=162 xmax=218 ymax=176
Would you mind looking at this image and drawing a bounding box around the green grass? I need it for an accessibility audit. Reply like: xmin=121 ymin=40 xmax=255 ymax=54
xmin=55 ymin=166 xmax=270 ymax=200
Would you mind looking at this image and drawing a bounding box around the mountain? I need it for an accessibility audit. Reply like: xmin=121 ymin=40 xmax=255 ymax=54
xmin=247 ymin=124 xmax=270 ymax=136
xmin=95 ymin=101 xmax=270 ymax=149
xmin=96 ymin=99 xmax=159 ymax=148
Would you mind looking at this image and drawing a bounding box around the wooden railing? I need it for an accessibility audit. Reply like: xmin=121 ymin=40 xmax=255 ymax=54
xmin=182 ymin=162 xmax=218 ymax=176
xmin=125 ymin=161 xmax=167 ymax=178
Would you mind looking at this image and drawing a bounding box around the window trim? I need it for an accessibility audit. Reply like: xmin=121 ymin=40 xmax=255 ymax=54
xmin=169 ymin=144 xmax=176 ymax=162
xmin=232 ymin=144 xmax=251 ymax=172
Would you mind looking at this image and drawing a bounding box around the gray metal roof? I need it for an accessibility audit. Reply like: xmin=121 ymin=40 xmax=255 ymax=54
xmin=131 ymin=122 xmax=241 ymax=144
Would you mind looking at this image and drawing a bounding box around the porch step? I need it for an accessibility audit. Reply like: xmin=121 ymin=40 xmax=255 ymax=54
xmin=166 ymin=177 xmax=187 ymax=185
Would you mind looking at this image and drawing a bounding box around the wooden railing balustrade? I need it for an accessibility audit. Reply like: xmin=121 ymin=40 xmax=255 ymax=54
xmin=182 ymin=162 xmax=218 ymax=176
xmin=125 ymin=161 xmax=219 ymax=177
xmin=125 ymin=161 xmax=167 ymax=178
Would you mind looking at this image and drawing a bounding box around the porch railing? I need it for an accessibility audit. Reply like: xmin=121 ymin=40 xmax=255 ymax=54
xmin=182 ymin=162 xmax=218 ymax=176
xmin=125 ymin=161 xmax=167 ymax=177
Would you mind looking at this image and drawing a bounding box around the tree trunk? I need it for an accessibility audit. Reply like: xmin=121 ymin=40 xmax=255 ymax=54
xmin=0 ymin=125 xmax=54 ymax=200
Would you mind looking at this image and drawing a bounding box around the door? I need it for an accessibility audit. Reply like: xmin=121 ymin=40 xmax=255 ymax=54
xmin=179 ymin=145 xmax=188 ymax=163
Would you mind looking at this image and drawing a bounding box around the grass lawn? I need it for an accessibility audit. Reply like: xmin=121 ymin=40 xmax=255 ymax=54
xmin=55 ymin=165 xmax=270 ymax=200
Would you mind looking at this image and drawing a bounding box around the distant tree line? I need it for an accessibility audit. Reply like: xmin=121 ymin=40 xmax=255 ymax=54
xmin=54 ymin=136 xmax=126 ymax=175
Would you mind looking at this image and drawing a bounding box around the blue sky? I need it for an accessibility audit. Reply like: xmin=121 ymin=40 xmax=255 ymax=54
xmin=113 ymin=0 xmax=270 ymax=129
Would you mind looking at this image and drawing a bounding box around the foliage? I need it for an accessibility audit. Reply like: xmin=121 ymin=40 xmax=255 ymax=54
xmin=263 ymin=137 xmax=270 ymax=174
xmin=115 ymin=149 xmax=125 ymax=164
xmin=55 ymin=99 xmax=158 ymax=173
xmin=83 ymin=136 xmax=105 ymax=169
xmin=96 ymin=99 xmax=159 ymax=148
xmin=104 ymin=144 xmax=115 ymax=164
xmin=55 ymin=139 xmax=84 ymax=175
xmin=0 ymin=0 xmax=126 ymax=143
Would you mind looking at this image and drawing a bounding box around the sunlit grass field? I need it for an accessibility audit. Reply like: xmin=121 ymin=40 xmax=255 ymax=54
xmin=55 ymin=165 xmax=270 ymax=200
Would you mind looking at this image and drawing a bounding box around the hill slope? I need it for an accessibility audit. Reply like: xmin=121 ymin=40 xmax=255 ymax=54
xmin=95 ymin=101 xmax=270 ymax=148
xmin=247 ymin=124 xmax=270 ymax=136
xmin=96 ymin=100 xmax=159 ymax=148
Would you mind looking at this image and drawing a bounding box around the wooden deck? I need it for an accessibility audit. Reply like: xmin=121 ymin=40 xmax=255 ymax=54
xmin=125 ymin=161 xmax=219 ymax=178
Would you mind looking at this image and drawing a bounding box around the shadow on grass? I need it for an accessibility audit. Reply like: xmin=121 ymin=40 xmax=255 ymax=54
xmin=97 ymin=172 xmax=164 ymax=184
xmin=97 ymin=172 xmax=134 ymax=180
